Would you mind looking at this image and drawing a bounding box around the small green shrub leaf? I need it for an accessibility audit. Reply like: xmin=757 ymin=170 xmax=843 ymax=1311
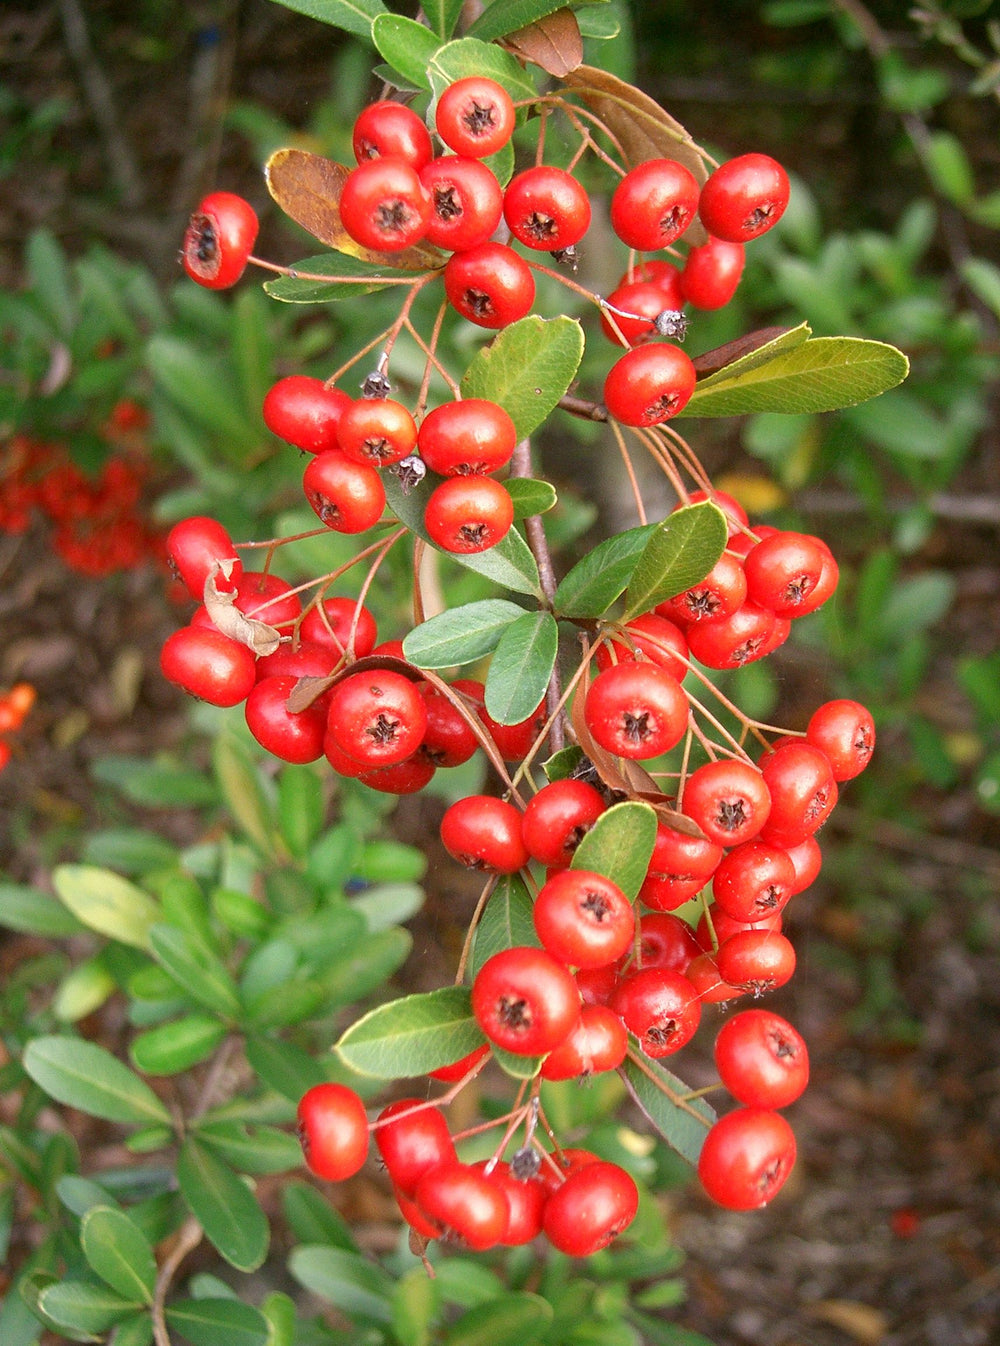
xmin=460 ymin=316 xmax=585 ymax=441
xmin=282 ymin=1182 xmax=359 ymax=1251
xmin=442 ymin=1293 xmax=554 ymax=1346
xmin=484 ymin=611 xmax=558 ymax=726
xmin=319 ymin=926 xmax=413 ymax=1006
xmin=506 ymin=478 xmax=558 ymax=519
xmin=491 ymin=1046 xmax=543 ymax=1080
xmin=110 ymin=1314 xmax=155 ymax=1346
xmin=149 ymin=925 xmax=241 ymax=1019
xmin=620 ymin=1055 xmax=715 ymax=1167
xmin=213 ymin=735 xmax=278 ymax=858
xmin=244 ymin=1034 xmax=327 ymax=1100
xmin=52 ymin=865 xmax=159 ymax=950
xmin=336 ymin=986 xmax=484 ymax=1077
xmin=195 ymin=1121 xmax=302 ymax=1175
xmin=37 ymin=1280 xmax=139 ymax=1334
xmin=624 ymin=501 xmax=729 ymax=618
xmin=570 ymin=801 xmax=657 ymax=901
xmin=165 ymin=1298 xmax=269 ymax=1346
xmin=80 ymin=1207 xmax=156 ymax=1304
xmin=471 ymin=874 xmax=539 ymax=976
xmin=81 ymin=830 xmax=179 ymax=876
xmin=277 ymin=765 xmax=325 ymax=858
xmin=392 ymin=1265 xmax=442 ymax=1346
xmin=263 ymin=251 xmax=405 ymax=303
xmin=372 ymin=14 xmax=439 ymax=88
xmin=23 ymin=1037 xmax=170 ymax=1126
xmin=0 ymin=882 xmax=85 ymax=937
xmin=289 ymin=1246 xmax=395 ymax=1325
xmin=427 ymin=38 xmax=539 ymax=105
xmin=553 ymin=525 xmax=656 ymax=617
xmin=129 ymin=1015 xmax=227 ymax=1077
xmin=177 ymin=1139 xmax=269 ymax=1272
xmin=403 ymin=600 xmax=525 ymax=669
xmin=266 ymin=0 xmax=388 ymax=42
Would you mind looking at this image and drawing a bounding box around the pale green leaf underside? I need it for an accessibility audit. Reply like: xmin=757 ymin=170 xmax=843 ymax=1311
xmin=23 ymin=1036 xmax=171 ymax=1126
xmin=267 ymin=0 xmax=388 ymax=42
xmin=620 ymin=1056 xmax=715 ymax=1168
xmin=402 ymin=599 xmax=525 ymax=669
xmin=52 ymin=864 xmax=159 ymax=950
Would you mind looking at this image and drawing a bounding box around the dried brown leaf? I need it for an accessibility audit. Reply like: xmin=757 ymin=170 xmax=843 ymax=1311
xmin=501 ymin=9 xmax=583 ymax=77
xmin=809 ymin=1300 xmax=888 ymax=1346
xmin=692 ymin=327 xmax=792 ymax=380
xmin=203 ymin=564 xmax=281 ymax=656
xmin=264 ymin=149 xmax=442 ymax=269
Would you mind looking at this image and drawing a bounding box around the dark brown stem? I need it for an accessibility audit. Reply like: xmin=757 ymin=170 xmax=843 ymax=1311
xmin=558 ymin=393 xmax=608 ymax=422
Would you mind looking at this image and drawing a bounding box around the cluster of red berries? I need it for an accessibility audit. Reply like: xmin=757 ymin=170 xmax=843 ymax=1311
xmin=1 ymin=418 xmax=163 ymax=577
xmin=0 ymin=682 xmax=35 ymax=774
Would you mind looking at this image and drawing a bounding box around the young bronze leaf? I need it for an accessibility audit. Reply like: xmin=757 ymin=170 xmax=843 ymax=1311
xmin=691 ymin=326 xmax=801 ymax=381
xmin=264 ymin=149 xmax=441 ymax=269
xmin=500 ymin=8 xmax=584 ymax=77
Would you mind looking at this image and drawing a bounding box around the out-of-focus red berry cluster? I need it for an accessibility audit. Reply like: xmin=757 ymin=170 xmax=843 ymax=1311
xmin=0 ymin=682 xmax=35 ymax=773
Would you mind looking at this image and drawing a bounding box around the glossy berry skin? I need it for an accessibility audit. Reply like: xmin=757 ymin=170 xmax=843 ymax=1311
xmin=711 ymin=841 xmax=797 ymax=923
xmin=744 ymin=531 xmax=838 ymax=617
xmin=520 ymin=778 xmax=606 ymax=867
xmin=714 ymin=1009 xmax=809 ymax=1109
xmin=435 ymin=77 xmax=515 ymax=159
xmin=182 ymin=191 xmax=258 ymax=289
xmin=627 ymin=912 xmax=701 ymax=976
xmin=357 ymin=755 xmax=435 ymax=795
xmin=543 ymin=1161 xmax=639 ymax=1256
xmin=297 ymin=1083 xmax=369 ymax=1182
xmin=374 ymin=1099 xmax=455 ymax=1197
xmin=603 ymin=344 xmax=697 ymax=426
xmin=503 ymin=166 xmax=592 ymax=251
xmin=417 ymin=683 xmax=480 ymax=768
xmin=807 ymin=699 xmax=875 ymax=781
xmin=303 ymin=450 xmax=386 ymax=534
xmin=263 ymin=376 xmax=351 ymax=454
xmin=680 ymin=759 xmax=772 ymax=847
xmin=715 ymin=929 xmax=796 ymax=995
xmin=428 ymin=1043 xmax=491 ymax=1083
xmin=477 ymin=1161 xmax=547 ymax=1245
xmin=339 ymin=158 xmax=431 ymax=253
xmin=233 ymin=571 xmax=302 ymax=628
xmin=697 ymin=1107 xmax=797 ymax=1210
xmin=619 ymin=258 xmax=684 ymax=308
xmin=686 ymin=600 xmax=783 ymax=670
xmin=610 ymin=159 xmax=701 ymax=251
xmin=440 ymin=795 xmax=528 ymax=874
xmin=255 ymin=640 xmax=337 ymax=693
xmin=245 ymin=675 xmax=327 ymax=763
xmin=415 ymin=1161 xmax=509 ymax=1250
xmin=758 ymin=741 xmax=838 ymax=847
xmin=686 ymin=951 xmax=742 ymax=1004
xmin=424 ymin=476 xmax=513 ymax=553
xmin=444 ymin=242 xmax=535 ymax=329
xmin=472 ymin=946 xmax=580 ymax=1056
xmin=601 ymin=280 xmax=680 ymax=348
xmin=639 ymin=823 xmax=723 ymax=911
xmin=584 ymin=661 xmax=689 ymax=760
xmin=417 ymin=399 xmax=517 ymax=476
xmin=785 ymin=835 xmax=822 ymax=895
xmin=160 ymin=626 xmax=256 ymax=707
xmin=300 ymin=597 xmax=378 ymax=659
xmin=680 ymin=237 xmax=746 ymax=309
xmin=696 ymin=907 xmax=783 ymax=953
xmin=594 ymin=613 xmax=689 ymax=680
xmin=325 ymin=670 xmax=428 ymax=768
xmin=478 ymin=695 xmax=548 ymax=762
xmin=352 ymin=100 xmax=433 ymax=169
xmin=698 ymin=153 xmax=790 ymax=243
xmin=540 ymin=1003 xmax=628 ymax=1080
xmin=420 ymin=155 xmax=504 ymax=252
xmin=337 ymin=398 xmax=417 ymax=467
xmin=166 ymin=516 xmax=242 ymax=600
xmin=610 ymin=967 xmax=701 ymax=1058
xmin=533 ymin=868 xmax=635 ymax=970
xmin=657 ymin=552 xmax=748 ymax=627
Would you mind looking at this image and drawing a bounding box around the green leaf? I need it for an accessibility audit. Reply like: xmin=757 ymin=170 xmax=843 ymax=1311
xmin=372 ymin=15 xmax=440 ymax=89
xmin=427 ymin=38 xmax=539 ymax=106
xmin=403 ymin=600 xmax=525 ymax=669
xmin=23 ymin=1037 xmax=171 ymax=1126
xmin=683 ymin=336 xmax=909 ymax=418
xmin=470 ymin=874 xmax=539 ymax=977
xmin=392 ymin=1265 xmax=441 ymax=1346
xmin=384 ymin=470 xmax=542 ymax=598
xmin=623 ymin=501 xmax=728 ymax=618
xmin=53 ymin=956 xmax=116 ymax=1023
xmin=423 ymin=0 xmax=465 ymax=39
xmin=213 ymin=735 xmax=279 ymax=858
xmin=442 ymin=1293 xmax=554 ymax=1346
xmin=277 ymin=765 xmax=325 ymax=858
xmin=553 ymin=525 xmax=655 ymax=618
xmin=244 ymin=1034 xmax=327 ymax=1100
xmin=266 ymin=0 xmax=388 ymax=42
xmin=149 ymin=925 xmax=240 ymax=1018
xmin=263 ymin=251 xmax=410 ymax=303
xmin=0 ymin=882 xmax=85 ymax=937
xmin=110 ymin=1314 xmax=155 ymax=1346
xmin=491 ymin=1046 xmax=543 ymax=1080
xmin=336 ymin=986 xmax=484 ymax=1077
xmin=282 ymin=1181 xmax=358 ymax=1251
xmin=195 ymin=1121 xmax=302 ymax=1175
xmin=961 ymin=257 xmax=1000 ymax=319
xmin=27 ymin=229 xmax=75 ymax=335
xmin=165 ymin=1299 xmax=269 ymax=1346
xmin=80 ymin=1207 xmax=156 ymax=1304
xmin=130 ymin=1014 xmax=227 ymax=1077
xmin=319 ymin=925 xmax=412 ymax=1006
xmin=148 ymin=336 xmax=259 ymax=447
xmin=460 ymin=316 xmax=585 ymax=441
xmin=506 ymin=478 xmax=558 ymax=519
xmin=81 ymin=830 xmax=179 ymax=877
xmin=91 ymin=755 xmax=218 ymax=809
xmin=620 ymin=1056 xmax=715 ymax=1167
xmin=542 ymin=744 xmax=585 ymax=782
xmin=52 ymin=865 xmax=159 ymax=950
xmin=924 ymin=130 xmax=975 ymax=206
xmin=176 ymin=1139 xmax=269 ymax=1272
xmin=484 ymin=611 xmax=558 ymax=726
xmin=571 ymin=801 xmax=657 ymax=902
xmin=468 ymin=0 xmax=596 ymax=40
xmin=289 ymin=1246 xmax=394 ymax=1326
xmin=37 ymin=1280 xmax=139 ymax=1335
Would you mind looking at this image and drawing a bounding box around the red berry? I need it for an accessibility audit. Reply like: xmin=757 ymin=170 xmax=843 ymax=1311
xmin=417 ymin=682 xmax=480 ymax=768
xmin=681 ymin=758 xmax=772 ymax=847
xmin=417 ymin=399 xmax=517 ymax=476
xmin=627 ymin=912 xmax=701 ymax=976
xmin=785 ymin=835 xmax=823 ymax=895
xmin=337 ymin=398 xmax=417 ymax=468
xmin=618 ymin=259 xmax=684 ymax=308
xmin=639 ymin=823 xmax=723 ymax=912
xmin=420 ymin=155 xmax=504 ymax=252
xmin=233 ymin=570 xmax=302 ymax=629
xmin=610 ymin=159 xmax=700 ymax=251
xmin=521 ymin=778 xmax=606 ymax=868
xmin=698 ymin=153 xmax=790 ymax=243
xmin=758 ymin=741 xmax=838 ymax=847
xmin=374 ymin=1099 xmax=455 ymax=1197
xmin=610 ymin=967 xmax=701 ymax=1058
xmin=697 ymin=1107 xmax=796 ymax=1210
xmin=443 ymin=242 xmax=535 ymax=329
xmin=603 ymin=344 xmax=696 ymax=426
xmin=297 ymin=1083 xmax=369 ymax=1182
xmin=357 ymin=754 xmax=436 ymax=795
xmin=428 ymin=1042 xmax=491 ymax=1083
xmin=680 ymin=237 xmax=745 ymax=310
xmin=352 ymin=100 xmax=433 ymax=169
xmin=601 ymin=280 xmax=680 ymax=348
xmin=711 ymin=841 xmax=797 ymax=923
xmin=686 ymin=951 xmax=742 ymax=1004
xmin=540 ymin=1003 xmax=628 ymax=1080
xmin=503 ymin=165 xmax=591 ymax=252
xmin=657 ymin=552 xmax=747 ymax=626
xmin=325 ymin=669 xmax=428 ymax=768
xmin=477 ymin=1161 xmax=547 ymax=1245
xmin=543 ymin=1161 xmax=639 ymax=1256
xmin=245 ymin=675 xmax=327 ymax=763
xmin=166 ymin=516 xmax=242 ymax=601
xmin=414 ymin=1161 xmax=509 ymax=1250
xmin=533 ymin=868 xmax=635 ymax=970
xmin=424 ymin=475 xmax=513 ymax=554
xmin=303 ymin=450 xmax=386 ymax=534
xmin=263 ymin=376 xmax=351 ymax=455
xmin=584 ymin=661 xmax=689 ymax=760
xmin=806 ymin=699 xmax=875 ymax=781
xmin=595 ymin=614 xmax=689 ymax=680
xmin=478 ymin=695 xmax=547 ymax=762
xmin=715 ymin=929 xmax=796 ymax=995
xmin=714 ymin=1009 xmax=809 ymax=1109
xmin=182 ymin=191 xmax=258 ymax=289
xmin=339 ymin=158 xmax=431 ymax=253
xmin=300 ymin=597 xmax=378 ymax=660
xmin=435 ymin=77 xmax=515 ymax=159
xmin=440 ymin=795 xmax=528 ymax=874
xmin=160 ymin=626 xmax=256 ymax=707
xmin=686 ymin=600 xmax=783 ymax=669
xmin=471 ymin=946 xmax=580 ymax=1056
xmin=744 ymin=531 xmax=838 ymax=617
xmin=696 ymin=907 xmax=783 ymax=953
